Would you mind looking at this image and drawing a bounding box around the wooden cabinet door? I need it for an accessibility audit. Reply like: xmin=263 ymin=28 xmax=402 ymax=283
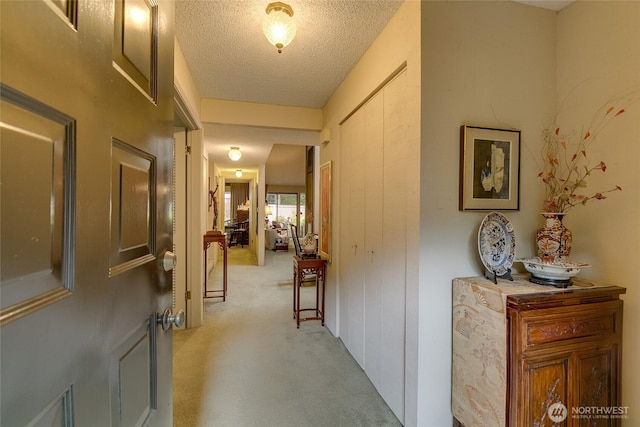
xmin=574 ymin=345 xmax=620 ymax=427
xmin=519 ymin=353 xmax=571 ymax=427
xmin=517 ymin=346 xmax=621 ymax=427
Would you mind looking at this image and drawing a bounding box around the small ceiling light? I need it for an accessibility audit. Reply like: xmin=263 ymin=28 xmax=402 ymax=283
xmin=235 ymin=169 xmax=243 ymax=178
xmin=228 ymin=147 xmax=242 ymax=161
xmin=263 ymin=2 xmax=296 ymax=54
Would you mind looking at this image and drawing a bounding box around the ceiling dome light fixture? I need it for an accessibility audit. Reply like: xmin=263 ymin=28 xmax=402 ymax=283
xmin=263 ymin=2 xmax=296 ymax=54
xmin=235 ymin=169 xmax=243 ymax=178
xmin=228 ymin=146 xmax=242 ymax=161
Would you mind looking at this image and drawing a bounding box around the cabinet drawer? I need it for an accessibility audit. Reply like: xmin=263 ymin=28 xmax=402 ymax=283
xmin=522 ymin=305 xmax=621 ymax=350
xmin=526 ymin=313 xmax=615 ymax=345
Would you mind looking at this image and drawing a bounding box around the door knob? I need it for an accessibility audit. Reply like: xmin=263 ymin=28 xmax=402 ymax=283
xmin=157 ymin=308 xmax=185 ymax=331
xmin=162 ymin=250 xmax=177 ymax=271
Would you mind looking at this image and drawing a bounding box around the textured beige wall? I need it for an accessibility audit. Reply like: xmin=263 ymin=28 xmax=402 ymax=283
xmin=174 ymin=38 xmax=202 ymax=119
xmin=200 ymin=98 xmax=322 ymax=130
xmin=557 ymin=2 xmax=640 ymax=424
xmin=420 ymin=1 xmax=557 ymax=425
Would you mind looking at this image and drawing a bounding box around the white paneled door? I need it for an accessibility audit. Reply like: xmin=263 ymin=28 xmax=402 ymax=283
xmin=363 ymin=94 xmax=384 ymax=390
xmin=340 ymin=95 xmax=366 ymax=368
xmin=1 ymin=1 xmax=176 ymax=425
xmin=338 ymin=69 xmax=408 ymax=422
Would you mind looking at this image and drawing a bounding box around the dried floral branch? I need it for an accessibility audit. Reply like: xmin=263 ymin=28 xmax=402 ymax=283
xmin=537 ymin=92 xmax=639 ymax=213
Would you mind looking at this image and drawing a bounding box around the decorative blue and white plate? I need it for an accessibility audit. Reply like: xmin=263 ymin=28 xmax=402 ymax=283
xmin=477 ymin=212 xmax=515 ymax=276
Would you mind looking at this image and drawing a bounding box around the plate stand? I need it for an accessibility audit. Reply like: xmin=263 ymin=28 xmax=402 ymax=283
xmin=485 ymin=268 xmax=514 ymax=284
xmin=528 ymin=275 xmax=572 ymax=288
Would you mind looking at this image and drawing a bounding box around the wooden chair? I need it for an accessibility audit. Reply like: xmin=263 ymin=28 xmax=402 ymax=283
xmin=290 ymin=224 xmax=302 ymax=256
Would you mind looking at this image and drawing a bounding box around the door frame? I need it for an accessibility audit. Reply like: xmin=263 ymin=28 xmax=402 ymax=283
xmin=173 ymin=84 xmax=204 ymax=328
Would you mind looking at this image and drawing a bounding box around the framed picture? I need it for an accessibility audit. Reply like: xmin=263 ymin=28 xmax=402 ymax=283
xmin=319 ymin=160 xmax=332 ymax=261
xmin=460 ymin=125 xmax=520 ymax=211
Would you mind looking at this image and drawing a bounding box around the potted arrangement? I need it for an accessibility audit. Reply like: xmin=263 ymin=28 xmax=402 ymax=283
xmin=534 ymin=97 xmax=632 ymax=264
xmin=518 ymin=94 xmax=637 ymax=287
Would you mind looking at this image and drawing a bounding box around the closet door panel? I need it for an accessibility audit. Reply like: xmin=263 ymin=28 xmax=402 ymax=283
xmin=380 ymin=70 xmax=408 ymax=420
xmin=338 ymin=114 xmax=354 ymax=347
xmin=348 ymin=120 xmax=366 ymax=368
xmin=337 ymin=69 xmax=409 ymax=424
xmin=363 ymin=94 xmax=384 ymax=390
xmin=340 ymin=107 xmax=366 ymax=368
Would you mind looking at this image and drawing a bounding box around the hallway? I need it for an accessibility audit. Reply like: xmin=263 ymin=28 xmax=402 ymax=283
xmin=172 ymin=248 xmax=402 ymax=426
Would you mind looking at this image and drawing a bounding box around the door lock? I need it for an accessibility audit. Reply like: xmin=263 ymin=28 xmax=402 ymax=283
xmin=162 ymin=250 xmax=177 ymax=271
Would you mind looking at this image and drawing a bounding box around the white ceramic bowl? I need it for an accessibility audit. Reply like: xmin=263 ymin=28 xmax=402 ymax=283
xmin=517 ymin=257 xmax=590 ymax=281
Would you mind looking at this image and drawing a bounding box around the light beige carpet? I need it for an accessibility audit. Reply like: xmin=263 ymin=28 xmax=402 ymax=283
xmin=172 ymin=247 xmax=402 ymax=427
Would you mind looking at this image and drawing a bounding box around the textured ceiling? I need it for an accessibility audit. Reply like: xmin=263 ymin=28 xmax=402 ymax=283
xmin=175 ymin=0 xmax=404 ymax=109
xmin=175 ymin=0 xmax=403 ymax=181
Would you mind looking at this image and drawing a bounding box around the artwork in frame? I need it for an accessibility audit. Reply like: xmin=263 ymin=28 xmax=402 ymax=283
xmin=460 ymin=125 xmax=521 ymax=211
xmin=319 ymin=160 xmax=332 ymax=261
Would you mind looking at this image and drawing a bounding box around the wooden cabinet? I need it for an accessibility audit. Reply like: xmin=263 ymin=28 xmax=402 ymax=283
xmin=452 ymin=276 xmax=625 ymax=427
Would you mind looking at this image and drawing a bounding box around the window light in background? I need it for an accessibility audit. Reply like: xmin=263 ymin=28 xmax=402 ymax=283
xmin=263 ymin=2 xmax=296 ymax=54
xmin=228 ymin=147 xmax=242 ymax=161
xmin=235 ymin=169 xmax=243 ymax=178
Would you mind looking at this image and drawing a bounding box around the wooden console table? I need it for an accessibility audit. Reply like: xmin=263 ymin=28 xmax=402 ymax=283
xmin=292 ymin=256 xmax=326 ymax=328
xmin=452 ymin=275 xmax=625 ymax=426
xmin=203 ymin=232 xmax=227 ymax=301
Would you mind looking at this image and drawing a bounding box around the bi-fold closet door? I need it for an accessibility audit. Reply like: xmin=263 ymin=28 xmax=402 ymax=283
xmin=338 ymin=69 xmax=408 ymax=422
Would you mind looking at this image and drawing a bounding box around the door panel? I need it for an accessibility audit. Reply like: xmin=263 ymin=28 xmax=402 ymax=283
xmin=1 ymin=1 xmax=175 ymax=425
xmin=341 ymin=105 xmax=366 ymax=368
xmin=380 ymin=70 xmax=408 ymax=420
xmin=338 ymin=118 xmax=353 ymax=346
xmin=337 ymin=69 xmax=408 ymax=423
xmin=109 ymin=138 xmax=157 ymax=276
xmin=0 ymin=86 xmax=75 ymax=319
xmin=109 ymin=320 xmax=154 ymax=426
xmin=363 ymin=94 xmax=384 ymax=389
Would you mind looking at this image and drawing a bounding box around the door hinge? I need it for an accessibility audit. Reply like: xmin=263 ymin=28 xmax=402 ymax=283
xmin=186 ymin=290 xmax=191 ymax=300
xmin=185 ymin=145 xmax=192 ymax=155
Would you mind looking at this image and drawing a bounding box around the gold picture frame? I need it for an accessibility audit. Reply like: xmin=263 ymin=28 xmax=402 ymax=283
xmin=460 ymin=125 xmax=521 ymax=211
xmin=319 ymin=160 xmax=332 ymax=261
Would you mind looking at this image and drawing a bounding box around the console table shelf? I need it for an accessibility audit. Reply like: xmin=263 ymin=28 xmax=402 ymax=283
xmin=203 ymin=232 xmax=227 ymax=301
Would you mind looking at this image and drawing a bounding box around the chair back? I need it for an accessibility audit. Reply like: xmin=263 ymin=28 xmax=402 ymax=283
xmin=290 ymin=224 xmax=302 ymax=257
